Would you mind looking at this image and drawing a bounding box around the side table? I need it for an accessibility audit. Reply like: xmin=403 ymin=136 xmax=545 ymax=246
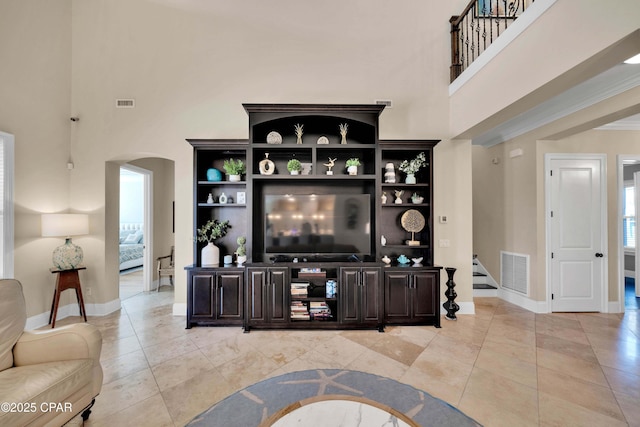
xmin=49 ymin=266 xmax=88 ymax=328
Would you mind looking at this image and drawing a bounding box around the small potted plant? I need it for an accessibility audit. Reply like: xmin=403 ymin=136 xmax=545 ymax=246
xmin=197 ymin=219 xmax=230 ymax=266
xmin=398 ymin=152 xmax=426 ymax=184
xmin=223 ymin=158 xmax=246 ymax=182
xmin=287 ymin=159 xmax=302 ymax=175
xmin=235 ymin=236 xmax=247 ymax=266
xmin=345 ymin=158 xmax=360 ymax=175
xmin=411 ymin=192 xmax=424 ymax=204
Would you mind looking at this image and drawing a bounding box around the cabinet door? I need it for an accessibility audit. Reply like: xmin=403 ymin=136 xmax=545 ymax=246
xmin=361 ymin=268 xmax=381 ymax=322
xmin=413 ymin=271 xmax=438 ymax=320
xmin=268 ymin=268 xmax=288 ymax=323
xmin=339 ymin=268 xmax=360 ymax=323
xmin=190 ymin=273 xmax=215 ymax=320
xmin=247 ymin=268 xmax=266 ymax=322
xmin=217 ymin=272 xmax=244 ymax=320
xmin=384 ymin=271 xmax=411 ymax=321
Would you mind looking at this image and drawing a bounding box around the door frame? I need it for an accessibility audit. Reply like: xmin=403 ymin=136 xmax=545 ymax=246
xmin=617 ymin=155 xmax=640 ymax=313
xmin=120 ymin=164 xmax=154 ymax=292
xmin=545 ymin=153 xmax=608 ymax=313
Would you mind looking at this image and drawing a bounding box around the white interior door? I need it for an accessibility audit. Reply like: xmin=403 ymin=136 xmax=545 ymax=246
xmin=549 ymin=156 xmax=606 ymax=312
xmin=635 ymin=171 xmax=640 ymax=297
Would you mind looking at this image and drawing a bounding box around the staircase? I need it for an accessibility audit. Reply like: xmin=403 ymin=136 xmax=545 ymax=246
xmin=473 ymin=255 xmax=498 ymax=297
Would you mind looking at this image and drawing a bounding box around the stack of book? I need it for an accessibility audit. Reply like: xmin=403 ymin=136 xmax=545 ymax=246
xmin=290 ymin=282 xmax=309 ymax=298
xmin=309 ymin=301 xmax=332 ymax=320
xmin=290 ymin=301 xmax=310 ymax=320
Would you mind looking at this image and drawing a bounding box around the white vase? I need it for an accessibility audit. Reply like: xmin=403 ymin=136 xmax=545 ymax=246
xmin=228 ymin=174 xmax=241 ymax=182
xmin=290 ymin=170 xmax=300 ymax=175
xmin=201 ymin=242 xmax=219 ymax=267
xmin=405 ymin=173 xmax=416 ymax=184
xmin=237 ymin=255 xmax=247 ymax=266
xmin=347 ymin=165 xmax=358 ymax=175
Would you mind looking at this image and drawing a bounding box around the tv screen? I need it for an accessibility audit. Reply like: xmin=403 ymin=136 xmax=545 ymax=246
xmin=264 ymin=194 xmax=371 ymax=256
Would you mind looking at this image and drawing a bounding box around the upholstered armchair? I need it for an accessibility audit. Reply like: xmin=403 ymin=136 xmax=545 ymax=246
xmin=0 ymin=279 xmax=103 ymax=427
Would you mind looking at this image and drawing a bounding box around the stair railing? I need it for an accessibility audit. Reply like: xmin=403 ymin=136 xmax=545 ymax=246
xmin=450 ymin=0 xmax=534 ymax=82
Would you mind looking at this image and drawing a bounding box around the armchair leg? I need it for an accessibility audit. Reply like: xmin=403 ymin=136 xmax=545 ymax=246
xmin=81 ymin=398 xmax=96 ymax=421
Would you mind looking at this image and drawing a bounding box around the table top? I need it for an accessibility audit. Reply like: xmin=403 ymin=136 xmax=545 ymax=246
xmin=50 ymin=266 xmax=86 ymax=273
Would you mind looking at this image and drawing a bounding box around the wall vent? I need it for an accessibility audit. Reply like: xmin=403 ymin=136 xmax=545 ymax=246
xmin=500 ymin=251 xmax=529 ymax=295
xmin=116 ymin=99 xmax=135 ymax=108
xmin=375 ymin=99 xmax=393 ymax=108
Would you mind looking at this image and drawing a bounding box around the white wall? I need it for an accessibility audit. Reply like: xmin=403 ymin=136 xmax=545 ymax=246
xmin=119 ymin=169 xmax=144 ymax=224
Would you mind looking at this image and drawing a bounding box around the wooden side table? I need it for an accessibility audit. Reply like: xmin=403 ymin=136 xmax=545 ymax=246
xmin=49 ymin=266 xmax=88 ymax=328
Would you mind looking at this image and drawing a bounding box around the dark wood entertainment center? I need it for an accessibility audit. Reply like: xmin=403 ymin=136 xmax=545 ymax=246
xmin=185 ymin=104 xmax=441 ymax=331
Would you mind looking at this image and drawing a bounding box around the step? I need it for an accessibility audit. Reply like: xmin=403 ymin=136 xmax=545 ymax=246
xmin=473 ymin=272 xmax=488 ymax=285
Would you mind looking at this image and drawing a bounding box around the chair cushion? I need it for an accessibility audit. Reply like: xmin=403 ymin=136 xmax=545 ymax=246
xmin=0 ymin=359 xmax=93 ymax=426
xmin=0 ymin=280 xmax=26 ymax=372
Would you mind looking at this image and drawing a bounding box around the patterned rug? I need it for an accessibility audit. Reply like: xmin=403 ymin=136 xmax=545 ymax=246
xmin=187 ymin=369 xmax=481 ymax=427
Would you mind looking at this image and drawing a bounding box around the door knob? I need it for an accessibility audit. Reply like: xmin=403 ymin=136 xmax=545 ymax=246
xmin=595 ymin=253 xmax=604 ymax=257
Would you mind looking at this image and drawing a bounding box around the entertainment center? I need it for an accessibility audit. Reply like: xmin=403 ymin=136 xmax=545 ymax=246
xmin=185 ymin=104 xmax=441 ymax=331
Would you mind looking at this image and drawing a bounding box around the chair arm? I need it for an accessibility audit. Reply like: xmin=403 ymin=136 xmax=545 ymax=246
xmin=13 ymin=323 xmax=102 ymax=367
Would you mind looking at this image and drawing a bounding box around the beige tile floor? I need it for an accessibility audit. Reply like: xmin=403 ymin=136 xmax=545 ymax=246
xmin=55 ymin=282 xmax=639 ymax=427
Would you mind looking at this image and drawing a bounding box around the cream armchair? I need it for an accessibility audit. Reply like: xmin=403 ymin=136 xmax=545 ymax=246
xmin=0 ymin=279 xmax=103 ymax=427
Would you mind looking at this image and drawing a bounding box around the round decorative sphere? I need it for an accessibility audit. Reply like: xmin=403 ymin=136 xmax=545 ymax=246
xmin=206 ymin=168 xmax=222 ymax=181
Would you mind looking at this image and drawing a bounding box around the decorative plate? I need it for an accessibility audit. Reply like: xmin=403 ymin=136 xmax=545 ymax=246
xmin=266 ymin=131 xmax=282 ymax=144
xmin=401 ymin=209 xmax=425 ymax=233
xmin=317 ymin=136 xmax=329 ymax=145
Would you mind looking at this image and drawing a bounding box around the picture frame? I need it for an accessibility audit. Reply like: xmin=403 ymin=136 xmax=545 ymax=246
xmin=475 ymin=0 xmax=527 ymax=18
xmin=237 ymin=191 xmax=246 ymax=205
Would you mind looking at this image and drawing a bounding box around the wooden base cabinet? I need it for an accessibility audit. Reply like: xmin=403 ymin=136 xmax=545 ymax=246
xmin=186 ymin=268 xmax=244 ymax=328
xmin=384 ymin=268 xmax=441 ymax=328
xmin=245 ymin=267 xmax=288 ymax=331
xmin=339 ymin=267 xmax=383 ymax=331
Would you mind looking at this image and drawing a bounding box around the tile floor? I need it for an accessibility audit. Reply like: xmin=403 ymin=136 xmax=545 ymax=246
xmin=54 ymin=285 xmax=639 ymax=427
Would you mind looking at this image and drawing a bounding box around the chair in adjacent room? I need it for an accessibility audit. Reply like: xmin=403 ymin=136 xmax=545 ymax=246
xmin=157 ymin=246 xmax=175 ymax=291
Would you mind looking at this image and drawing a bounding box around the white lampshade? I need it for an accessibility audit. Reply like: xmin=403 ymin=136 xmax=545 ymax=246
xmin=41 ymin=214 xmax=89 ymax=270
xmin=41 ymin=214 xmax=89 ymax=237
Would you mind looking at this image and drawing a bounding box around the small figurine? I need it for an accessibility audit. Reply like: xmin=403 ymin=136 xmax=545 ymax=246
xmin=381 ymin=192 xmax=387 ymax=204
xmin=394 ymin=189 xmax=404 ymax=204
xmin=381 ymin=255 xmax=391 ymax=265
xmin=381 ymin=235 xmax=387 ymax=246
xmin=339 ymin=123 xmax=348 ymax=144
xmin=384 ymin=162 xmax=396 ymax=183
xmin=294 ymin=123 xmax=304 ymax=145
xmin=207 ymin=193 xmax=214 ymax=204
xmin=324 ymin=157 xmax=337 ymax=175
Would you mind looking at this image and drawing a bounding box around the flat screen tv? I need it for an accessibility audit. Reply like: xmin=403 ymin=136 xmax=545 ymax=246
xmin=264 ymin=194 xmax=371 ymax=259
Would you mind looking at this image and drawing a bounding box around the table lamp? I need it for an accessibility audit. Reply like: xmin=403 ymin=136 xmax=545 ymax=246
xmin=41 ymin=214 xmax=89 ymax=270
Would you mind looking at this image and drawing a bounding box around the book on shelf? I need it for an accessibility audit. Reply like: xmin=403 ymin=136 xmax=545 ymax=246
xmin=290 ymin=301 xmax=310 ymax=320
xmin=290 ymin=282 xmax=309 ymax=298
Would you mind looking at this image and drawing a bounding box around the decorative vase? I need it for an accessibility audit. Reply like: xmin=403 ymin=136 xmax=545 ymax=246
xmin=405 ymin=173 xmax=416 ymax=184
xmin=443 ymin=267 xmax=460 ymax=320
xmin=219 ymin=192 xmax=227 ymax=204
xmin=207 ymin=193 xmax=214 ymax=204
xmin=347 ymin=165 xmax=358 ymax=176
xmin=201 ymin=242 xmax=219 ymax=267
xmin=228 ymin=174 xmax=241 ymax=182
xmin=384 ymin=163 xmax=396 ymax=183
xmin=290 ymin=170 xmax=299 ymax=175
xmin=236 ymin=255 xmax=247 ymax=266
xmin=52 ymin=238 xmax=84 ymax=270
xmin=259 ymin=153 xmax=275 ymax=175
xmin=206 ymin=168 xmax=222 ymax=182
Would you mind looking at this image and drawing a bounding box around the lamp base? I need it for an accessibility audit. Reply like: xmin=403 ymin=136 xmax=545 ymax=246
xmin=53 ymin=238 xmax=84 ymax=270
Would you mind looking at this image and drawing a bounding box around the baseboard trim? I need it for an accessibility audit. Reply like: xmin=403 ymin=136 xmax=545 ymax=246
xmin=25 ymin=298 xmax=122 ymax=330
xmin=608 ymin=301 xmax=623 ymax=313
xmin=498 ymin=288 xmax=548 ymax=313
xmin=173 ymin=302 xmax=187 ymax=316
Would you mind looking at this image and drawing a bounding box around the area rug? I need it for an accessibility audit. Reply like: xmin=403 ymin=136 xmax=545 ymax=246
xmin=187 ymin=369 xmax=481 ymax=427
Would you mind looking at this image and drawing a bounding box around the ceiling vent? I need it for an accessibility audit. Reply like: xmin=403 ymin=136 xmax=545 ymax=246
xmin=116 ymin=99 xmax=135 ymax=109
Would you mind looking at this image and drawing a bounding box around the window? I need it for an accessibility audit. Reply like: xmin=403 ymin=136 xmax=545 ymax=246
xmin=0 ymin=132 xmax=14 ymax=278
xmin=623 ymin=183 xmax=636 ymax=249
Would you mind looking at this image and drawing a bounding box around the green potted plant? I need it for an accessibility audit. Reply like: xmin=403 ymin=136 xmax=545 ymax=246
xmin=287 ymin=159 xmax=302 ymax=175
xmin=196 ymin=219 xmax=230 ymax=266
xmin=223 ymin=158 xmax=246 ymax=182
xmin=345 ymin=158 xmax=360 ymax=175
xmin=398 ymin=152 xmax=426 ymax=184
xmin=235 ymin=236 xmax=247 ymax=265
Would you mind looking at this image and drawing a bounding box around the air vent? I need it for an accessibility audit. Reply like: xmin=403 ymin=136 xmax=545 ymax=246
xmin=116 ymin=99 xmax=135 ymax=108
xmin=501 ymin=251 xmax=529 ymax=295
xmin=375 ymin=99 xmax=393 ymax=108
